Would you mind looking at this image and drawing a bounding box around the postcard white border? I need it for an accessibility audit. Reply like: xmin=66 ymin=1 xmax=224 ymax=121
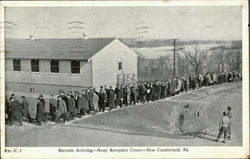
xmin=0 ymin=1 xmax=249 ymax=158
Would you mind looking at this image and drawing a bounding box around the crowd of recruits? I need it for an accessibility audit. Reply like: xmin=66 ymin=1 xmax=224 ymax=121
xmin=6 ymin=70 xmax=241 ymax=126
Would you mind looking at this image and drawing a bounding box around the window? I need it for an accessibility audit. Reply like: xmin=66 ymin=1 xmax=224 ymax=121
xmin=13 ymin=59 xmax=21 ymax=71
xmin=118 ymin=62 xmax=122 ymax=70
xmin=71 ymin=60 xmax=80 ymax=74
xmin=30 ymin=88 xmax=34 ymax=93
xmin=31 ymin=59 xmax=39 ymax=72
xmin=50 ymin=60 xmax=59 ymax=73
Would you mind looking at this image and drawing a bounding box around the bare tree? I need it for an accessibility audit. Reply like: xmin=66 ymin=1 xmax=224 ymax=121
xmin=181 ymin=42 xmax=208 ymax=76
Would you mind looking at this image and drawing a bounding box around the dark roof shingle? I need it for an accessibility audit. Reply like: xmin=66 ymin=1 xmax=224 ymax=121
xmin=5 ymin=38 xmax=115 ymax=60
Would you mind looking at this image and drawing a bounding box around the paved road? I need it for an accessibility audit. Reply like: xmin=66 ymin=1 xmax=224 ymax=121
xmin=5 ymin=82 xmax=242 ymax=146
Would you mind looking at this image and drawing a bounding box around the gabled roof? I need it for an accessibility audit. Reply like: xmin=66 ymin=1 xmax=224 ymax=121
xmin=5 ymin=38 xmax=116 ymax=60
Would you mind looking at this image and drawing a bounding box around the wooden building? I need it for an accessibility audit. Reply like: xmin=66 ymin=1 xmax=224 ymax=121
xmin=5 ymin=38 xmax=137 ymax=94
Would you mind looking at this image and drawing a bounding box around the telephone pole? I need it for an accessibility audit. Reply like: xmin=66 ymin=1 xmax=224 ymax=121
xmin=173 ymin=39 xmax=176 ymax=79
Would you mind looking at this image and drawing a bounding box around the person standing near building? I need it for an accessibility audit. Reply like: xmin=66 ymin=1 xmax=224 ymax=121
xmin=141 ymin=85 xmax=147 ymax=104
xmin=126 ymin=85 xmax=131 ymax=105
xmin=98 ymin=87 xmax=106 ymax=112
xmin=36 ymin=98 xmax=44 ymax=126
xmin=76 ymin=93 xmax=84 ymax=117
xmin=130 ymin=86 xmax=136 ymax=105
xmin=122 ymin=85 xmax=128 ymax=106
xmin=216 ymin=112 xmax=230 ymax=143
xmin=108 ymin=86 xmax=115 ymax=111
xmin=88 ymin=89 xmax=94 ymax=113
xmin=67 ymin=93 xmax=75 ymax=119
xmin=38 ymin=94 xmax=47 ymax=123
xmin=10 ymin=96 xmax=23 ymax=126
xmin=49 ymin=95 xmax=57 ymax=121
xmin=93 ymin=91 xmax=99 ymax=114
xmin=146 ymin=84 xmax=151 ymax=102
xmin=226 ymin=106 xmax=233 ymax=140
xmin=82 ymin=90 xmax=89 ymax=115
xmin=56 ymin=96 xmax=67 ymax=124
xmin=115 ymin=84 xmax=122 ymax=108
xmin=21 ymin=96 xmax=32 ymax=123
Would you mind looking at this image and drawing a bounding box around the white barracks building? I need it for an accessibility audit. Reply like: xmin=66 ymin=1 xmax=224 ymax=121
xmin=5 ymin=38 xmax=137 ymax=94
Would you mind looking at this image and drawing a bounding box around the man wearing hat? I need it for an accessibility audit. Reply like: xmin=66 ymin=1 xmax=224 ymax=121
xmin=36 ymin=97 xmax=44 ymax=126
xmin=39 ymin=94 xmax=47 ymax=123
xmin=56 ymin=96 xmax=67 ymax=123
xmin=226 ymin=106 xmax=233 ymax=140
xmin=9 ymin=96 xmax=23 ymax=126
xmin=67 ymin=93 xmax=75 ymax=119
xmin=21 ymin=96 xmax=32 ymax=123
xmin=98 ymin=86 xmax=106 ymax=112
xmin=49 ymin=95 xmax=57 ymax=121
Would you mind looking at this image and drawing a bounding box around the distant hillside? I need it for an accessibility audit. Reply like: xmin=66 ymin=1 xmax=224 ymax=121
xmin=119 ymin=38 xmax=241 ymax=48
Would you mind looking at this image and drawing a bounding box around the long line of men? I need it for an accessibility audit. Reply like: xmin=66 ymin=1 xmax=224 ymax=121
xmin=6 ymin=71 xmax=241 ymax=126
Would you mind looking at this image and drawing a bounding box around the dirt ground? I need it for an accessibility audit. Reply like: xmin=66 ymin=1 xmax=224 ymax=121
xmin=5 ymin=82 xmax=242 ymax=146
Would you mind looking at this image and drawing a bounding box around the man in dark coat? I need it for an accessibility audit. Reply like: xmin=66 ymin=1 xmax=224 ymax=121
xmin=98 ymin=87 xmax=106 ymax=112
xmin=130 ymin=86 xmax=136 ymax=105
xmin=67 ymin=94 xmax=75 ymax=118
xmin=6 ymin=96 xmax=12 ymax=125
xmin=150 ymin=84 xmax=156 ymax=101
xmin=21 ymin=96 xmax=32 ymax=123
xmin=82 ymin=90 xmax=89 ymax=114
xmin=154 ymin=81 xmax=160 ymax=100
xmin=36 ymin=98 xmax=44 ymax=126
xmin=60 ymin=92 xmax=68 ymax=109
xmin=87 ymin=89 xmax=94 ymax=112
xmin=141 ymin=85 xmax=147 ymax=103
xmin=146 ymin=84 xmax=151 ymax=102
xmin=49 ymin=95 xmax=57 ymax=121
xmin=115 ymin=84 xmax=122 ymax=108
xmin=56 ymin=96 xmax=67 ymax=123
xmin=122 ymin=86 xmax=128 ymax=106
xmin=108 ymin=86 xmax=115 ymax=111
xmin=104 ymin=86 xmax=110 ymax=107
xmin=76 ymin=93 xmax=84 ymax=116
xmin=38 ymin=94 xmax=47 ymax=123
xmin=161 ymin=83 xmax=166 ymax=99
xmin=10 ymin=97 xmax=23 ymax=126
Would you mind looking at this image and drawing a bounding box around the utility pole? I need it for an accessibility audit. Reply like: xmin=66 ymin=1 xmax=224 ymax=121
xmin=173 ymin=39 xmax=176 ymax=79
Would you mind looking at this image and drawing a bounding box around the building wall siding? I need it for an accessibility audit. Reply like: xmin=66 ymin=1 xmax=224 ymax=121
xmin=5 ymin=59 xmax=92 ymax=93
xmin=5 ymin=82 xmax=90 ymax=96
xmin=91 ymin=39 xmax=137 ymax=89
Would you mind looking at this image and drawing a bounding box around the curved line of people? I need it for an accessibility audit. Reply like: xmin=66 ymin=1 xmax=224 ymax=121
xmin=5 ymin=71 xmax=242 ymax=126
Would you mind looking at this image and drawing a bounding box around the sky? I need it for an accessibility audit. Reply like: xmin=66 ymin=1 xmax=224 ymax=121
xmin=4 ymin=6 xmax=242 ymax=40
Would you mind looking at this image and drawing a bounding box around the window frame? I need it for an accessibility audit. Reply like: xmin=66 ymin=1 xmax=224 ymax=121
xmin=50 ymin=60 xmax=60 ymax=73
xmin=31 ymin=59 xmax=40 ymax=72
xmin=13 ymin=59 xmax=21 ymax=71
xmin=71 ymin=60 xmax=80 ymax=74
xmin=118 ymin=62 xmax=122 ymax=70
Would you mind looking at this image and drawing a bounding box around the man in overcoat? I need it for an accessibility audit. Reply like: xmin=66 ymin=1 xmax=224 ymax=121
xmin=36 ymin=98 xmax=44 ymax=126
xmin=49 ymin=95 xmax=57 ymax=121
xmin=115 ymin=84 xmax=123 ymax=108
xmin=21 ymin=96 xmax=32 ymax=123
xmin=10 ymin=97 xmax=23 ymax=126
xmin=56 ymin=96 xmax=67 ymax=123
xmin=76 ymin=93 xmax=84 ymax=116
xmin=98 ymin=87 xmax=106 ymax=112
xmin=67 ymin=94 xmax=75 ymax=118
xmin=108 ymin=86 xmax=115 ymax=111
xmin=82 ymin=90 xmax=89 ymax=114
